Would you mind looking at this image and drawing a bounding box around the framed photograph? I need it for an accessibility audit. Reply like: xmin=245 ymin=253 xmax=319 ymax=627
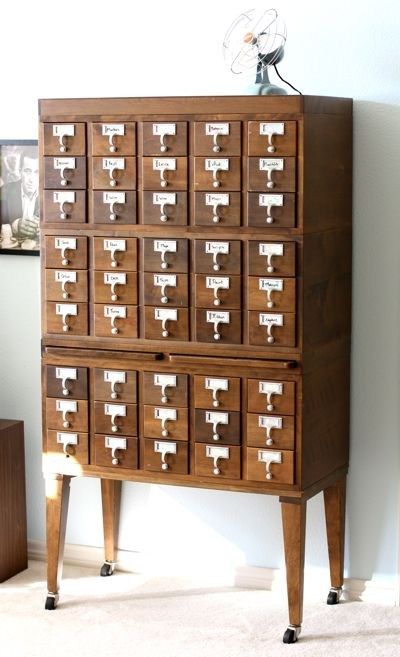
xmin=0 ymin=139 xmax=39 ymax=255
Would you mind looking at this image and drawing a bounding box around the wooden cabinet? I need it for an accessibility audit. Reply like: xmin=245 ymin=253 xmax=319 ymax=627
xmin=39 ymin=95 xmax=352 ymax=643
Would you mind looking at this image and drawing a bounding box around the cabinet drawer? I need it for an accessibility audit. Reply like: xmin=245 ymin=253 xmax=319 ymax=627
xmin=246 ymin=414 xmax=295 ymax=450
xmin=43 ymin=190 xmax=86 ymax=223
xmin=194 ymin=121 xmax=241 ymax=156
xmin=44 ymin=156 xmax=86 ymax=190
xmin=194 ymin=240 xmax=241 ymax=275
xmin=143 ymin=438 xmax=188 ymax=474
xmin=143 ymin=405 xmax=189 ymax=441
xmin=91 ymin=191 xmax=137 ymax=225
xmin=246 ymin=447 xmax=294 ymax=484
xmin=142 ymin=121 xmax=188 ymax=156
xmin=94 ymin=271 xmax=138 ymax=305
xmin=248 ymin=241 xmax=296 ymax=277
xmin=142 ymin=191 xmax=188 ymax=226
xmin=143 ymin=238 xmax=188 ymax=273
xmin=46 ymin=398 xmax=88 ymax=433
xmin=195 ymin=274 xmax=241 ymax=309
xmin=194 ymin=157 xmax=241 ymax=191
xmin=194 ymin=409 xmax=241 ymax=445
xmin=94 ymin=304 xmax=138 ymax=338
xmin=247 ymin=277 xmax=296 ymax=312
xmin=45 ymin=236 xmax=87 ymax=270
xmin=46 ymin=301 xmax=88 ymax=336
xmin=195 ymin=309 xmax=241 ymax=344
xmin=143 ymin=307 xmax=189 ymax=341
xmin=248 ymin=311 xmax=295 ymax=347
xmin=45 ymin=269 xmax=88 ymax=303
xmin=91 ymin=123 xmax=136 ymax=156
xmin=247 ymin=193 xmax=296 ymax=228
xmin=248 ymin=121 xmax=297 ymax=157
xmin=43 ymin=123 xmax=86 ymax=156
xmin=92 ymin=157 xmax=136 ymax=190
xmin=46 ymin=365 xmax=88 ymax=400
xmin=93 ymin=237 xmax=137 ymax=271
xmin=94 ymin=369 xmax=137 ymax=403
xmin=194 ymin=444 xmax=240 ymax=480
xmin=248 ymin=157 xmax=296 ymax=193
xmin=142 ymin=372 xmax=188 ymax=407
xmin=194 ymin=192 xmax=241 ymax=227
xmin=143 ymin=272 xmax=188 ymax=307
xmin=142 ymin=157 xmax=188 ymax=191
xmin=194 ymin=375 xmax=240 ymax=411
xmin=46 ymin=430 xmax=88 ymax=465
xmin=93 ymin=434 xmax=138 ymax=469
xmin=247 ymin=379 xmax=296 ymax=415
xmin=94 ymin=401 xmax=137 ymax=436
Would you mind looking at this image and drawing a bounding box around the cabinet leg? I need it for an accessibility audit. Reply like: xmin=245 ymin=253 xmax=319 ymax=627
xmin=100 ymin=478 xmax=122 ymax=577
xmin=324 ymin=475 xmax=346 ymax=604
xmin=280 ymin=498 xmax=306 ymax=643
xmin=45 ymin=474 xmax=72 ymax=609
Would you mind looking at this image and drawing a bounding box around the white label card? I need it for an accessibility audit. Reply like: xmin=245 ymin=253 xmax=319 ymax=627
xmin=104 ymin=306 xmax=127 ymax=318
xmin=259 ymin=122 xmax=285 ymax=136
xmin=103 ymin=192 xmax=126 ymax=205
xmin=259 ymin=381 xmax=283 ymax=396
xmin=259 ymin=243 xmax=284 ymax=258
xmin=102 ymin=124 xmax=125 ymax=136
xmin=206 ymin=276 xmax=230 ymax=290
xmin=154 ymin=274 xmax=177 ymax=287
xmin=152 ymin=123 xmax=176 ymax=136
xmin=155 ymin=440 xmax=177 ymax=454
xmin=104 ymin=371 xmax=126 ymax=385
xmin=154 ymin=240 xmax=177 ymax=253
xmin=103 ymin=158 xmax=125 ymax=170
xmin=259 ymin=194 xmax=284 ymax=207
xmin=53 ymin=124 xmax=75 ymax=137
xmin=53 ymin=191 xmax=75 ymax=204
xmin=205 ymin=193 xmax=229 ymax=206
xmin=153 ymin=193 xmax=176 ymax=206
xmin=206 ymin=311 xmax=230 ymax=324
xmin=259 ymin=313 xmax=284 ymax=327
xmin=206 ymin=445 xmax=229 ymax=459
xmin=55 ymin=237 xmax=76 ymax=250
xmin=57 ymin=432 xmax=78 ymax=445
xmin=155 ymin=408 xmax=177 ymax=421
xmin=104 ymin=273 xmax=126 ymax=285
xmin=259 ymin=278 xmax=284 ymax=292
xmin=105 ymin=404 xmax=126 ymax=417
xmin=154 ymin=374 xmax=177 ymax=388
xmin=205 ymin=378 xmax=229 ymax=392
xmin=205 ymin=158 xmax=229 ymax=171
xmin=205 ymin=411 xmax=229 ymax=425
xmin=205 ymin=241 xmax=229 ymax=255
xmin=55 ymin=271 xmax=76 ymax=284
xmin=56 ymin=399 xmax=77 ymax=413
xmin=105 ymin=436 xmax=127 ymax=450
xmin=153 ymin=158 xmax=176 ymax=171
xmin=54 ymin=157 xmax=75 ymax=170
xmin=205 ymin=123 xmax=230 ymax=136
xmin=56 ymin=367 xmax=77 ymax=381
xmin=259 ymin=416 xmax=283 ymax=430
xmin=258 ymin=450 xmax=282 ymax=464
xmin=56 ymin=303 xmax=77 ymax=316
xmin=259 ymin=158 xmax=284 ymax=171
xmin=104 ymin=239 xmax=126 ymax=252
xmin=155 ymin=308 xmax=178 ymax=322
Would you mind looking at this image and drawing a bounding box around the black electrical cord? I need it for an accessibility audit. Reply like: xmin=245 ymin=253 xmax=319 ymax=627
xmin=274 ymin=64 xmax=302 ymax=95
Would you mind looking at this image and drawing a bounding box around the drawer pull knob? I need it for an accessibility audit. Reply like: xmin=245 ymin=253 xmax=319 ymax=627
xmin=160 ymin=169 xmax=168 ymax=188
xmin=257 ymin=450 xmax=282 ymax=480
xmin=60 ymin=246 xmax=70 ymax=266
xmin=212 ymin=169 xmax=221 ymax=188
xmin=109 ymin=165 xmax=118 ymax=187
xmin=110 ymin=282 xmax=119 ymax=302
xmin=160 ymin=249 xmax=169 ymax=270
xmin=160 ymin=133 xmax=168 ymax=153
xmin=60 ymin=167 xmax=71 ymax=187
xmin=213 ymin=466 xmax=221 ymax=475
xmin=58 ymin=134 xmax=68 ymax=153
xmin=267 ymin=134 xmax=276 ymax=154
xmin=109 ymin=246 xmax=120 ymax=268
xmin=266 ymin=207 xmax=274 ymax=224
xmin=161 ymin=418 xmax=169 ymax=437
xmin=266 ymin=290 xmax=274 ymax=309
xmin=61 ymin=377 xmax=71 ymax=396
xmin=160 ymin=282 xmax=170 ymax=304
xmin=110 ymin=381 xmax=120 ymax=400
xmin=110 ymin=411 xmax=122 ymax=432
xmin=213 ymin=433 xmax=220 ymax=441
xmin=59 ymin=200 xmax=69 ymax=220
xmin=161 ymin=319 xmax=169 ymax=338
xmin=109 ymin=201 xmax=119 ymax=221
xmin=212 ymin=253 xmax=221 ymax=272
xmin=111 ymin=447 xmax=120 ymax=465
xmin=266 ymin=169 xmax=275 ymax=189
xmin=109 ymin=316 xmax=120 ymax=335
xmin=108 ymin=134 xmax=118 ymax=153
xmin=61 ymin=281 xmax=70 ymax=300
xmin=212 ymin=320 xmax=222 ymax=341
xmin=266 ymin=325 xmax=275 ymax=344
xmin=213 ymin=134 xmax=221 ymax=153
xmin=160 ymin=202 xmax=170 ymax=222
xmin=154 ymin=441 xmax=178 ymax=470
xmin=58 ymin=308 xmax=73 ymax=332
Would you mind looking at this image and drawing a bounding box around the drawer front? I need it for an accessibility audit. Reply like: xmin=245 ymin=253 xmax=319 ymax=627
xmin=143 ymin=238 xmax=188 ymax=273
xmin=194 ymin=409 xmax=241 ymax=445
xmin=93 ymin=237 xmax=137 ymax=271
xmin=94 ymin=401 xmax=137 ymax=436
xmin=143 ymin=306 xmax=189 ymax=341
xmin=44 ymin=156 xmax=86 ymax=189
xmin=247 ymin=193 xmax=296 ymax=228
xmin=46 ymin=398 xmax=88 ymax=432
xmin=248 ymin=121 xmax=297 ymax=156
xmin=248 ymin=241 xmax=296 ymax=277
xmin=46 ymin=365 xmax=88 ymax=400
xmin=194 ymin=192 xmax=241 ymax=227
xmin=246 ymin=414 xmax=295 ymax=450
xmin=194 ymin=444 xmax=240 ymax=480
xmin=94 ymin=304 xmax=138 ymax=338
xmin=195 ymin=309 xmax=241 ymax=344
xmin=43 ymin=190 xmax=86 ymax=223
xmin=248 ymin=311 xmax=295 ymax=347
xmin=45 ymin=236 xmax=87 ymax=270
xmin=247 ymin=379 xmax=296 ymax=415
xmin=143 ymin=272 xmax=188 ymax=307
xmin=142 ymin=372 xmax=188 ymax=407
xmin=91 ymin=123 xmax=136 ymax=156
xmin=94 ymin=434 xmax=138 ymax=469
xmin=194 ymin=240 xmax=241 ymax=275
xmin=194 ymin=121 xmax=241 ymax=156
xmin=246 ymin=447 xmax=294 ymax=484
xmin=248 ymin=157 xmax=296 ymax=193
xmin=94 ymin=271 xmax=138 ymax=305
xmin=46 ymin=301 xmax=88 ymax=335
xmin=94 ymin=368 xmax=137 ymax=403
xmin=247 ymin=277 xmax=296 ymax=312
xmin=195 ymin=274 xmax=241 ymax=309
xmin=45 ymin=269 xmax=88 ymax=303
xmin=143 ymin=438 xmax=188 ymax=474
xmin=142 ymin=157 xmax=188 ymax=190
xmin=142 ymin=191 xmax=188 ymax=226
xmin=46 ymin=430 xmax=89 ymax=465
xmin=143 ymin=405 xmax=189 ymax=441
xmin=194 ymin=157 xmax=241 ymax=191
xmin=194 ymin=375 xmax=240 ymax=410
xmin=142 ymin=121 xmax=188 ymax=156
xmin=43 ymin=123 xmax=86 ymax=156
xmin=91 ymin=190 xmax=137 ymax=225
xmin=92 ymin=157 xmax=136 ymax=190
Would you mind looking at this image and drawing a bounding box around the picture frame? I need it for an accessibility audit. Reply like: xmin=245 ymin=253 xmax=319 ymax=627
xmin=0 ymin=139 xmax=39 ymax=256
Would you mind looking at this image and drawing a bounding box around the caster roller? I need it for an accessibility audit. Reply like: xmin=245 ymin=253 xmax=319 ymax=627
xmin=45 ymin=593 xmax=58 ymax=610
xmin=327 ymin=586 xmax=343 ymax=605
xmin=100 ymin=561 xmax=115 ymax=577
xmin=282 ymin=625 xmax=301 ymax=644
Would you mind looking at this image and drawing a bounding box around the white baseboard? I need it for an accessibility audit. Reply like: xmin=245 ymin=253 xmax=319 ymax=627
xmin=28 ymin=539 xmax=398 ymax=606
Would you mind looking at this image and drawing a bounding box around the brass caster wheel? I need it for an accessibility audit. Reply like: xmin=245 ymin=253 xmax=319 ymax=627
xmin=282 ymin=624 xmax=301 ymax=644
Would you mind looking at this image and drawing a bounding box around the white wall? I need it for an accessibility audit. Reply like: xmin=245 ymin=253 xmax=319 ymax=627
xmin=1 ymin=0 xmax=399 ymax=589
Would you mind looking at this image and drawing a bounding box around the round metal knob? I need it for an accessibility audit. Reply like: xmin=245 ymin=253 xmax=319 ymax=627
xmin=267 ymin=403 xmax=274 ymax=412
xmin=111 ymin=425 xmax=118 ymax=433
xmin=161 ymin=180 xmax=168 ymax=188
xmin=111 ymin=392 xmax=118 ymax=400
xmin=213 ymin=145 xmax=221 ymax=153
xmin=213 ymin=180 xmax=220 ymax=188
xmin=267 ymin=145 xmax=276 ymax=153
xmin=61 ymin=179 xmax=67 ymax=187
xmin=63 ymin=421 xmax=70 ymax=428
xmin=112 ymin=457 xmax=119 ymax=465
xmin=161 ymin=462 xmax=169 ymax=470
xmin=267 ymin=181 xmax=275 ymax=189
xmin=213 ymin=400 xmax=219 ymax=408
xmin=213 ymin=433 xmax=220 ymax=441
xmin=62 ymin=258 xmax=69 ymax=266
xmin=267 ymin=266 xmax=274 ymax=273
xmin=60 ymin=212 xmax=67 ymax=220
xmin=63 ymin=325 xmax=70 ymax=332
xmin=266 ymin=472 xmax=273 ymax=480
xmin=62 ymin=292 xmax=69 ymax=299
xmin=161 ymin=215 xmax=168 ymax=222
xmin=162 ymin=330 xmax=169 ymax=337
xmin=110 ymin=214 xmax=117 ymax=221
xmin=266 ymin=438 xmax=274 ymax=446
xmin=267 ymin=301 xmax=274 ymax=309
xmin=62 ymin=389 xmax=70 ymax=396
xmin=266 ymin=217 xmax=273 ymax=224
xmin=110 ymin=146 xmax=117 ymax=153
xmin=267 ymin=336 xmax=275 ymax=344
xmin=213 ymin=264 xmax=220 ymax=272
xmin=60 ymin=145 xmax=67 ymax=153
xmin=111 ymin=294 xmax=118 ymax=301
xmin=110 ymin=180 xmax=117 ymax=187
xmin=214 ymin=299 xmax=220 ymax=306
xmin=160 ymin=145 xmax=167 ymax=153
xmin=161 ymin=296 xmax=168 ymax=304
xmin=212 ymin=216 xmax=220 ymax=223
xmin=161 ymin=395 xmax=168 ymax=404
xmin=112 ymin=327 xmax=119 ymax=335
xmin=111 ymin=261 xmax=117 ymax=268
xmin=213 ymin=467 xmax=220 ymax=475
xmin=214 ymin=333 xmax=221 ymax=341
xmin=161 ymin=429 xmax=168 ymax=437
xmin=161 ymin=262 xmax=168 ymax=270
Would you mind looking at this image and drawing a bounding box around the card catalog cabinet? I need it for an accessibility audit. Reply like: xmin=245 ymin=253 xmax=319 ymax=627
xmin=40 ymin=95 xmax=352 ymax=644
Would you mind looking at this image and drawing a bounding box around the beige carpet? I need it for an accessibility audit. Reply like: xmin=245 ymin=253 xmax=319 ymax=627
xmin=0 ymin=561 xmax=399 ymax=657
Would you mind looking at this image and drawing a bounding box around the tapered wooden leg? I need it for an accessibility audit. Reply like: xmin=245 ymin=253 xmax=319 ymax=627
xmin=280 ymin=497 xmax=307 ymax=643
xmin=100 ymin=478 xmax=122 ymax=576
xmin=324 ymin=475 xmax=346 ymax=603
xmin=45 ymin=474 xmax=72 ymax=609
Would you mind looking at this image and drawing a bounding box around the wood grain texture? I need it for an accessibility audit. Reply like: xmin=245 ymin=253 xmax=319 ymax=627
xmin=91 ymin=122 xmax=136 ymax=156
xmin=193 ymin=191 xmax=241 ymax=227
xmin=143 ymin=438 xmax=188 ymax=474
xmin=194 ymin=375 xmax=240 ymax=410
xmin=94 ymin=271 xmax=138 ymax=305
xmin=143 ymin=272 xmax=188 ymax=307
xmin=247 ymin=240 xmax=296 ymax=277
xmin=46 ymin=365 xmax=88 ymax=399
xmin=281 ymin=499 xmax=306 ymax=627
xmin=194 ymin=443 xmax=241 ymax=480
xmin=142 ymin=191 xmax=188 ymax=226
xmin=93 ymin=236 xmax=137 ymax=271
xmin=44 ymin=156 xmax=87 ymax=190
xmin=194 ymin=240 xmax=241 ymax=275
xmin=142 ymin=121 xmax=188 ymax=156
xmin=195 ymin=308 xmax=242 ymax=344
xmin=142 ymin=157 xmax=188 ymax=191
xmin=193 ymin=121 xmax=241 ymax=156
xmin=143 ymin=306 xmax=189 ymax=341
xmin=45 ymin=474 xmax=71 ymax=594
xmin=247 ymin=193 xmax=296 ymax=229
xmin=92 ymin=157 xmax=137 ymax=190
xmin=194 ymin=274 xmax=241 ymax=309
xmin=142 ymin=237 xmax=189 ymax=273
xmin=100 ymin=478 xmax=122 ymax=563
xmin=247 ymin=379 xmax=296 ymax=415
xmin=94 ymin=368 xmax=137 ymax=403
xmin=43 ymin=190 xmax=86 ymax=223
xmin=142 ymin=372 xmax=188 ymax=407
xmin=46 ymin=301 xmax=88 ymax=336
xmin=95 ymin=436 xmax=138 ymax=469
xmin=94 ymin=401 xmax=138 ymax=436
xmin=248 ymin=121 xmax=297 ymax=157
xmin=247 ymin=448 xmax=294 ymax=484
xmin=45 ymin=269 xmax=88 ymax=303
xmin=247 ymin=157 xmax=296 ymax=193
xmin=324 ymin=475 xmax=346 ymax=589
xmin=248 ymin=311 xmax=296 ymax=347
xmin=46 ymin=430 xmax=89 ymax=465
xmin=91 ymin=190 xmax=137 ymax=225
xmin=46 ymin=397 xmax=89 ymax=432
xmin=246 ymin=414 xmax=295 ymax=450
xmin=194 ymin=409 xmax=241 ymax=446
xmin=193 ymin=157 xmax=241 ymax=191
xmin=43 ymin=123 xmax=86 ymax=156
xmin=143 ymin=405 xmax=189 ymax=441
xmin=44 ymin=235 xmax=87 ymax=270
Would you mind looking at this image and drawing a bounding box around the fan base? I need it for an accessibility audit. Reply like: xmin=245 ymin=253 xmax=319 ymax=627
xmin=246 ymin=83 xmax=288 ymax=96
